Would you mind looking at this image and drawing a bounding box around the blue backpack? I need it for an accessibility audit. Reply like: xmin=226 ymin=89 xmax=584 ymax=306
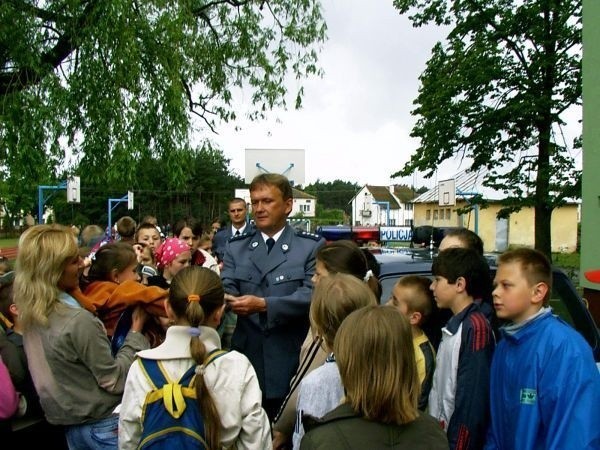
xmin=137 ymin=349 xmax=227 ymax=449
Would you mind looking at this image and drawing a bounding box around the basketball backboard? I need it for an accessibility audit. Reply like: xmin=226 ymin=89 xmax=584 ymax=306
xmin=245 ymin=148 xmax=305 ymax=186
xmin=438 ymin=178 xmax=456 ymax=206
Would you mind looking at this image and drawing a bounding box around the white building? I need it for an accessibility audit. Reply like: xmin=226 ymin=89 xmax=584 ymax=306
xmin=350 ymin=185 xmax=416 ymax=226
xmin=234 ymin=187 xmax=316 ymax=218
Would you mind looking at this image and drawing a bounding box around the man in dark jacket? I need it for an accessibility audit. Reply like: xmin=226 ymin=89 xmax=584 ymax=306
xmin=212 ymin=197 xmax=253 ymax=263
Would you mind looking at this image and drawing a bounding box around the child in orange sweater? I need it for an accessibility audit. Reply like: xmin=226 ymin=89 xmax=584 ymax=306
xmin=78 ymin=242 xmax=168 ymax=338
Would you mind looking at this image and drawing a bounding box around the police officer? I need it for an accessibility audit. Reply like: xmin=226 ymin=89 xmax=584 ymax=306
xmin=212 ymin=197 xmax=253 ymax=263
xmin=221 ymin=173 xmax=325 ymax=420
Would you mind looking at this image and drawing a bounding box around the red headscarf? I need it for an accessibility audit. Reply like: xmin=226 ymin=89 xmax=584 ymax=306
xmin=154 ymin=237 xmax=190 ymax=269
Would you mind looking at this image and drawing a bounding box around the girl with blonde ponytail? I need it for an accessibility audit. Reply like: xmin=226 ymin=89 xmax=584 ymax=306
xmin=119 ymin=266 xmax=270 ymax=449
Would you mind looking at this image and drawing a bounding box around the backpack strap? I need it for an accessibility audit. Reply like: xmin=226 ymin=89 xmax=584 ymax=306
xmin=138 ymin=349 xmax=228 ymax=420
xmin=203 ymin=348 xmax=228 ymax=367
xmin=139 ymin=358 xmax=171 ymax=390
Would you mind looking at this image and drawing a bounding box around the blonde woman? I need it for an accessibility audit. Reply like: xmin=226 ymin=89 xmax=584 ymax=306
xmin=292 ymin=273 xmax=378 ymax=449
xmin=119 ymin=266 xmax=270 ymax=449
xmin=300 ymin=306 xmax=448 ymax=449
xmin=13 ymin=224 xmax=149 ymax=449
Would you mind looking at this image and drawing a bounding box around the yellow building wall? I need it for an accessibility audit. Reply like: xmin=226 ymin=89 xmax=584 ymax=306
xmin=413 ymin=202 xmax=578 ymax=253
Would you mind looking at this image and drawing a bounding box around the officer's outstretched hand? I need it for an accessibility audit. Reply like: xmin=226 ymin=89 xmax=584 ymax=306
xmin=227 ymin=295 xmax=267 ymax=315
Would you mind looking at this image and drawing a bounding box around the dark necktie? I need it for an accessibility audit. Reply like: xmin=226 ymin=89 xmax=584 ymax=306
xmin=235 ymin=230 xmax=240 ymax=236
xmin=266 ymin=237 xmax=275 ymax=253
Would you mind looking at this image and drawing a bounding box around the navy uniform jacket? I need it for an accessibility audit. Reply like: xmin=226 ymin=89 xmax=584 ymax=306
xmin=221 ymin=224 xmax=325 ymax=400
xmin=213 ymin=222 xmax=254 ymax=262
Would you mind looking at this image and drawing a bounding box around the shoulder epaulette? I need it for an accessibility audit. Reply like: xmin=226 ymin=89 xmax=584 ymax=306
xmin=229 ymin=229 xmax=256 ymax=242
xmin=296 ymin=230 xmax=322 ymax=241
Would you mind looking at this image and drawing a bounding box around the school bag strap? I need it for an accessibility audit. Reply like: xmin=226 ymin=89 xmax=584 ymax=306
xmin=136 ymin=349 xmax=229 ymax=449
xmin=139 ymin=349 xmax=228 ymax=419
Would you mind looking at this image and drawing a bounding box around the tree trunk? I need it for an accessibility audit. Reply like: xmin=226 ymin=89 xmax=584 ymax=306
xmin=534 ymin=2 xmax=555 ymax=260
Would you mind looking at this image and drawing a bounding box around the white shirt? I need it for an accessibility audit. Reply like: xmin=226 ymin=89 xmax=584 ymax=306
xmin=261 ymin=228 xmax=284 ymax=245
xmin=232 ymin=224 xmax=247 ymax=236
xmin=118 ymin=326 xmax=270 ymax=450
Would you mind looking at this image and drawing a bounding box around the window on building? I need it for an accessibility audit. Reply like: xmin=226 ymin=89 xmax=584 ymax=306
xmin=426 ymin=209 xmax=431 ymax=220
xmin=446 ymin=209 xmax=451 ymax=220
xmin=433 ymin=210 xmax=439 ymax=220
xmin=300 ymin=204 xmax=310 ymax=213
xmin=389 ymin=219 xmax=396 ymax=226
xmin=405 ymin=203 xmax=413 ymax=211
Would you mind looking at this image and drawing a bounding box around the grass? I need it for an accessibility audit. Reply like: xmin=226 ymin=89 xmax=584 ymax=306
xmin=0 ymin=238 xmax=19 ymax=249
xmin=552 ymin=251 xmax=580 ymax=269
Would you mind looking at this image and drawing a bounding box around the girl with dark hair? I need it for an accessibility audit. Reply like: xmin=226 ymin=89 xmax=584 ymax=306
xmin=80 ymin=242 xmax=168 ymax=338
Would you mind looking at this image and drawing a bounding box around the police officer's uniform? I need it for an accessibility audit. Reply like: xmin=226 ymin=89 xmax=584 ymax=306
xmin=221 ymin=224 xmax=325 ymax=411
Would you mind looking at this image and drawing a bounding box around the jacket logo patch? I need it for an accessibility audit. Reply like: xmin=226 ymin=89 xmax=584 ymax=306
xmin=519 ymin=388 xmax=537 ymax=405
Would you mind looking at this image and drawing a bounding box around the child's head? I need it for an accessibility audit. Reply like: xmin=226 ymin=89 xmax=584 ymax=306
xmin=80 ymin=224 xmax=105 ymax=248
xmin=431 ymin=247 xmax=491 ymax=310
xmin=334 ymin=306 xmax=419 ymax=425
xmin=174 ymin=217 xmax=203 ymax=252
xmin=313 ymin=240 xmax=380 ymax=298
xmin=439 ymin=228 xmax=484 ymax=255
xmin=116 ymin=216 xmax=137 ymax=241
xmin=493 ymin=247 xmax=552 ymax=323
xmin=85 ymin=242 xmax=139 ymax=286
xmin=310 ymin=273 xmax=378 ymax=349
xmin=198 ymin=232 xmax=213 ymax=252
xmin=168 ymin=266 xmax=224 ymax=327
xmin=155 ymin=237 xmax=191 ymax=281
xmin=387 ymin=275 xmax=433 ymax=328
xmin=135 ymin=222 xmax=161 ymax=250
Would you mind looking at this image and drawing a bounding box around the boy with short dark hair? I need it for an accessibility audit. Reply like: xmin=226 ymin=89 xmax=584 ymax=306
xmin=116 ymin=216 xmax=137 ymax=244
xmin=387 ymin=275 xmax=436 ymax=411
xmin=485 ymin=248 xmax=600 ymax=449
xmin=428 ymin=247 xmax=494 ymax=450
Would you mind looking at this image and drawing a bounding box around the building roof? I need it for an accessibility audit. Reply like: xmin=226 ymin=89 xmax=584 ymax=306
xmin=365 ymin=185 xmax=402 ymax=209
xmin=412 ymin=168 xmax=504 ymax=203
xmin=292 ymin=187 xmax=316 ymax=200
xmin=393 ymin=185 xmax=419 ymax=203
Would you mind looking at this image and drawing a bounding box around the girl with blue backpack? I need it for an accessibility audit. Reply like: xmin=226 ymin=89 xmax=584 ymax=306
xmin=119 ymin=266 xmax=270 ymax=449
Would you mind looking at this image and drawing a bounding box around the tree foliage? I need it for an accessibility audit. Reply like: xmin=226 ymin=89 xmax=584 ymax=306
xmin=303 ymin=179 xmax=361 ymax=214
xmin=0 ymin=0 xmax=326 ymax=220
xmin=392 ymin=0 xmax=581 ymax=257
xmin=51 ymin=144 xmax=244 ymax=229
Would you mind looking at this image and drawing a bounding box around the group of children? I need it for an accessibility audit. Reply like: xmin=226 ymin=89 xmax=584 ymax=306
xmin=381 ymin=230 xmax=600 ymax=450
xmin=1 ymin=221 xmax=599 ymax=450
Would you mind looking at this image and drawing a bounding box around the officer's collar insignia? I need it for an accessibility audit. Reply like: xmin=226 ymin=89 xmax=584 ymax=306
xmin=281 ymin=244 xmax=289 ymax=252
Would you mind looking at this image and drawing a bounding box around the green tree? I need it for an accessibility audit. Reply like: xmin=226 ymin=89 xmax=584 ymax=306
xmin=52 ymin=144 xmax=244 ymax=228
xmin=0 ymin=0 xmax=326 ymax=222
xmin=304 ymin=179 xmax=361 ymax=214
xmin=392 ymin=0 xmax=581 ymax=257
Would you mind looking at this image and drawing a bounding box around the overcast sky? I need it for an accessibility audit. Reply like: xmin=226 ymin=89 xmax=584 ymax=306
xmin=209 ymin=0 xmax=454 ymax=189
xmin=211 ymin=0 xmax=580 ymax=190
